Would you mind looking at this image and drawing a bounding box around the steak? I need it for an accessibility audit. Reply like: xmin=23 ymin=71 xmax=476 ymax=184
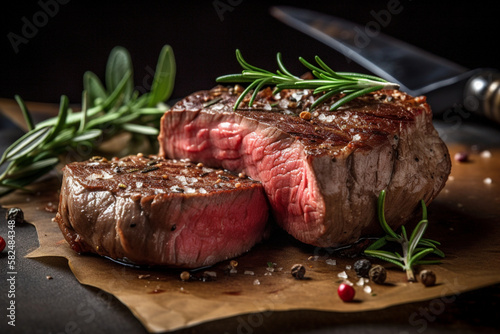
xmin=54 ymin=155 xmax=269 ymax=268
xmin=158 ymin=86 xmax=451 ymax=247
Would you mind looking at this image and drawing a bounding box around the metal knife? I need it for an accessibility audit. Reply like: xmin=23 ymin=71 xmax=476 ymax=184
xmin=271 ymin=6 xmax=500 ymax=123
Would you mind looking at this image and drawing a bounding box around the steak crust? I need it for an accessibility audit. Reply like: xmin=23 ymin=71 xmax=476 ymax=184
xmin=159 ymin=86 xmax=451 ymax=247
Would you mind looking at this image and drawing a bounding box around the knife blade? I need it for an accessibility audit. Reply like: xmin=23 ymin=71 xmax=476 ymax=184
xmin=271 ymin=6 xmax=500 ymax=123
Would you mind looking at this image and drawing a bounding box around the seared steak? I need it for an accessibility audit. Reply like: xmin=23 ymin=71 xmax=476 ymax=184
xmin=159 ymin=86 xmax=451 ymax=247
xmin=55 ymin=155 xmax=269 ymax=268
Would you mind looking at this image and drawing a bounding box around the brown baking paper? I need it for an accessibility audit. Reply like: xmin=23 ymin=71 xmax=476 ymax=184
xmin=2 ymin=144 xmax=500 ymax=333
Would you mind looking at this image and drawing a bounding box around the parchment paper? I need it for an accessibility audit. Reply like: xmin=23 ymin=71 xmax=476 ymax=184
xmin=1 ymin=144 xmax=499 ymax=333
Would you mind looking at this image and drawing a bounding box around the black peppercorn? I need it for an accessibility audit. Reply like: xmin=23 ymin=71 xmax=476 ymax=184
xmin=7 ymin=207 xmax=24 ymax=224
xmin=369 ymin=264 xmax=387 ymax=284
xmin=353 ymin=259 xmax=372 ymax=278
xmin=419 ymin=270 xmax=436 ymax=287
xmin=291 ymin=264 xmax=306 ymax=279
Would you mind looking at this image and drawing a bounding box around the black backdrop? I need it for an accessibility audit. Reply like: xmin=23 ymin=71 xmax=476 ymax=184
xmin=1 ymin=0 xmax=498 ymax=104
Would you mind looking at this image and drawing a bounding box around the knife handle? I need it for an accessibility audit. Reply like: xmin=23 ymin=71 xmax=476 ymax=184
xmin=464 ymin=70 xmax=500 ymax=123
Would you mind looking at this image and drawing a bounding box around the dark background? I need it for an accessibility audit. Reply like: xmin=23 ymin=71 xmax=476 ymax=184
xmin=0 ymin=0 xmax=498 ymax=105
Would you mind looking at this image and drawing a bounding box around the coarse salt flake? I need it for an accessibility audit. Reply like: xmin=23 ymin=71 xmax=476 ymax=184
xmin=337 ymin=271 xmax=348 ymax=279
xmin=484 ymin=177 xmax=492 ymax=184
xmin=244 ymin=270 xmax=255 ymax=276
xmin=204 ymin=271 xmax=217 ymax=278
xmin=481 ymin=150 xmax=492 ymax=158
xmin=363 ymin=285 xmax=372 ymax=294
xmin=253 ymin=279 xmax=261 ymax=285
xmin=326 ymin=259 xmax=337 ymax=266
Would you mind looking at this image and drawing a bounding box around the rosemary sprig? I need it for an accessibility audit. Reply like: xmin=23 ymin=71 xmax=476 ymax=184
xmin=216 ymin=49 xmax=399 ymax=111
xmin=364 ymin=190 xmax=444 ymax=282
xmin=0 ymin=45 xmax=176 ymax=196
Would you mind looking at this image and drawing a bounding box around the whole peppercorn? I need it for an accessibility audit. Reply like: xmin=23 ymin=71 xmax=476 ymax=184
xmin=7 ymin=207 xmax=24 ymax=224
xmin=369 ymin=264 xmax=387 ymax=284
xmin=291 ymin=264 xmax=306 ymax=279
xmin=454 ymin=152 xmax=469 ymax=163
xmin=419 ymin=270 xmax=436 ymax=287
xmin=353 ymin=259 xmax=372 ymax=278
xmin=180 ymin=271 xmax=190 ymax=281
xmin=337 ymin=283 xmax=355 ymax=302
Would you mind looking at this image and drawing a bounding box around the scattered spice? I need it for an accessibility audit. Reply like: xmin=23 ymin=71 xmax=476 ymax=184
xmin=480 ymin=150 xmax=492 ymax=158
xmin=201 ymin=271 xmax=217 ymax=281
xmin=234 ymin=84 xmax=244 ymax=94
xmin=230 ymin=260 xmax=238 ymax=268
xmin=337 ymin=271 xmax=348 ymax=279
xmin=235 ymin=182 xmax=242 ymax=188
xmin=368 ymin=265 xmax=386 ymax=285
xmin=138 ymin=274 xmax=151 ymax=280
xmin=299 ymin=111 xmax=312 ymax=120
xmin=196 ymin=163 xmax=204 ymax=168
xmin=291 ymin=264 xmax=306 ymax=279
xmin=0 ymin=236 xmax=6 ymax=252
xmin=337 ymin=283 xmax=355 ymax=302
xmin=353 ymin=259 xmax=372 ymax=278
xmin=118 ymin=183 xmax=127 ymax=189
xmin=90 ymin=156 xmax=107 ymax=162
xmin=238 ymin=172 xmax=246 ymax=178
xmin=126 ymin=168 xmax=139 ymax=173
xmin=419 ymin=270 xmax=436 ymax=287
xmin=46 ymin=275 xmax=53 ymax=280
xmin=162 ymin=175 xmax=169 ymax=180
xmin=454 ymin=152 xmax=469 ymax=162
xmin=180 ymin=271 xmax=190 ymax=281
xmin=7 ymin=207 xmax=24 ymax=224
xmin=141 ymin=166 xmax=160 ymax=173
xmin=325 ymin=259 xmax=337 ymax=266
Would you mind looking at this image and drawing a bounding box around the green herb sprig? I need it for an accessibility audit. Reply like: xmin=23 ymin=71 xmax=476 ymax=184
xmin=0 ymin=45 xmax=175 ymax=196
xmin=364 ymin=190 xmax=444 ymax=282
xmin=216 ymin=49 xmax=399 ymax=111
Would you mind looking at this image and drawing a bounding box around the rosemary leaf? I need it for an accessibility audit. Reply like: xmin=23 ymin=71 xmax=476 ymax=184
xmin=14 ymin=95 xmax=34 ymax=131
xmin=1 ymin=126 xmax=52 ymax=163
xmin=0 ymin=45 xmax=176 ymax=196
xmin=83 ymin=71 xmax=108 ymax=107
xmin=364 ymin=250 xmax=405 ymax=269
xmin=122 ymin=123 xmax=159 ymax=136
xmin=72 ymin=129 xmax=103 ymax=142
xmin=217 ymin=50 xmax=400 ymax=111
xmin=364 ymin=190 xmax=444 ymax=281
xmin=106 ymin=46 xmax=134 ymax=101
xmin=148 ymin=45 xmax=176 ymax=107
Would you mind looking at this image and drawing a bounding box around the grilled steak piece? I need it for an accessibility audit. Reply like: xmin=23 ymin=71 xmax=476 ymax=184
xmin=159 ymin=86 xmax=451 ymax=247
xmin=55 ymin=155 xmax=269 ymax=268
